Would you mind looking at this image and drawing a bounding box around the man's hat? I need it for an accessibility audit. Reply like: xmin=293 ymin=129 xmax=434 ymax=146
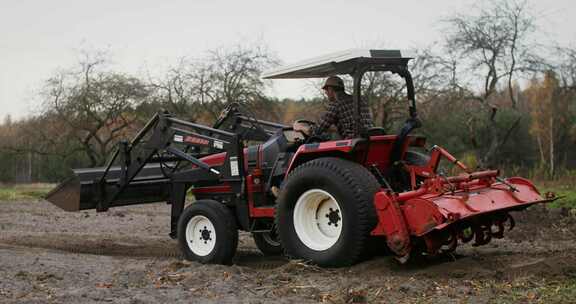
xmin=322 ymin=76 xmax=344 ymax=89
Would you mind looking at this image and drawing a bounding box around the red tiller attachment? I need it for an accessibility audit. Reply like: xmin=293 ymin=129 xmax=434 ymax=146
xmin=371 ymin=147 xmax=557 ymax=261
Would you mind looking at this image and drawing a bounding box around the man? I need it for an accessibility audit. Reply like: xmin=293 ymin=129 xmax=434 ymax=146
xmin=311 ymin=76 xmax=374 ymax=139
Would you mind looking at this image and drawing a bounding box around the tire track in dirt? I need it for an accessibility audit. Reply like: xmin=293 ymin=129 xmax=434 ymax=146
xmin=2 ymin=230 xmax=575 ymax=273
xmin=0 ymin=232 xmax=290 ymax=269
xmin=0 ymin=233 xmax=183 ymax=259
xmin=2 ymin=201 xmax=575 ymax=276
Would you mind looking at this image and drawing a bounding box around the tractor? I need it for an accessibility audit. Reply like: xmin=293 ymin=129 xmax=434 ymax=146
xmin=46 ymin=49 xmax=554 ymax=266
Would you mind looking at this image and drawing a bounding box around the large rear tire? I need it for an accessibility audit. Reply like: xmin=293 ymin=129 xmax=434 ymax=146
xmin=276 ymin=157 xmax=380 ymax=267
xmin=177 ymin=200 xmax=238 ymax=265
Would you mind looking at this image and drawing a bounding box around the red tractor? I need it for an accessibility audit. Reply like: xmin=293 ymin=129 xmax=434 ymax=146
xmin=46 ymin=49 xmax=554 ymax=266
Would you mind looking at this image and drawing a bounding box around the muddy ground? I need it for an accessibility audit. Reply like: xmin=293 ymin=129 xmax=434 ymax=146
xmin=1 ymin=200 xmax=575 ymax=304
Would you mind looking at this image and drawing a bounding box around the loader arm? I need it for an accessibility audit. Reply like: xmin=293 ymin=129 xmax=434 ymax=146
xmin=213 ymin=102 xmax=287 ymax=142
xmin=46 ymin=110 xmax=246 ymax=213
xmin=95 ymin=111 xmax=244 ymax=211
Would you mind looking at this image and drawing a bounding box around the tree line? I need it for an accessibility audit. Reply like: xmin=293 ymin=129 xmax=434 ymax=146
xmin=0 ymin=0 xmax=575 ymax=182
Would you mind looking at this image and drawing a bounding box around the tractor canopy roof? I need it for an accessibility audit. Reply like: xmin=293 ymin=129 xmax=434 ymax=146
xmin=262 ymin=49 xmax=414 ymax=79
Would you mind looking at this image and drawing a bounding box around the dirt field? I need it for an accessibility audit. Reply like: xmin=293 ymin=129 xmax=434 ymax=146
xmin=1 ymin=199 xmax=575 ymax=304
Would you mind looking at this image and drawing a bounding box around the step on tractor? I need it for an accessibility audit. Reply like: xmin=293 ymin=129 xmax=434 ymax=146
xmin=46 ymin=49 xmax=555 ymax=266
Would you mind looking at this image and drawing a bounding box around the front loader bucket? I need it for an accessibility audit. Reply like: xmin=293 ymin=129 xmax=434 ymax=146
xmin=46 ymin=164 xmax=171 ymax=211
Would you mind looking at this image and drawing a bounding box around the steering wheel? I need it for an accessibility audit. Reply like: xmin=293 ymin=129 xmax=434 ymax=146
xmin=294 ymin=119 xmax=316 ymax=129
xmin=294 ymin=119 xmax=315 ymax=125
xmin=292 ymin=119 xmax=315 ymax=135
xmin=291 ymin=119 xmax=323 ymax=143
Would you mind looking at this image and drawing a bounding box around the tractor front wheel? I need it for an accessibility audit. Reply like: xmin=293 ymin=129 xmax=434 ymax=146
xmin=177 ymin=200 xmax=238 ymax=265
xmin=276 ymin=157 xmax=380 ymax=267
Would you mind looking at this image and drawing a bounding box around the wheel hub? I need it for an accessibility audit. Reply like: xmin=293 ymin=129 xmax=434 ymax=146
xmin=186 ymin=215 xmax=216 ymax=256
xmin=293 ymin=189 xmax=343 ymax=251
xmin=326 ymin=208 xmax=341 ymax=227
xmin=200 ymin=226 xmax=212 ymax=244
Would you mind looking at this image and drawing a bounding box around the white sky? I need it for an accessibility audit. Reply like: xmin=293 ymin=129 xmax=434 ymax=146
xmin=1 ymin=0 xmax=575 ymax=119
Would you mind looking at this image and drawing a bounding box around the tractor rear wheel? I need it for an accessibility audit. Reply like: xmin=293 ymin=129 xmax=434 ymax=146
xmin=276 ymin=157 xmax=380 ymax=267
xmin=177 ymin=200 xmax=238 ymax=265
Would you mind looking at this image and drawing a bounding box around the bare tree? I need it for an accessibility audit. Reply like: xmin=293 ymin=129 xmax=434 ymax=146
xmin=550 ymin=47 xmax=576 ymax=166
xmin=150 ymin=43 xmax=279 ymax=123
xmin=147 ymin=58 xmax=207 ymax=122
xmin=40 ymin=54 xmax=149 ymax=166
xmin=552 ymin=47 xmax=576 ymax=91
xmin=444 ymin=0 xmax=537 ymax=167
xmin=356 ymin=47 xmax=456 ymax=132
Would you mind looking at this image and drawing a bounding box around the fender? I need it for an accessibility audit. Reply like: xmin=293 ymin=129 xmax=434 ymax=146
xmin=284 ymin=135 xmax=424 ymax=177
xmin=371 ymin=191 xmax=412 ymax=258
xmin=284 ymin=139 xmax=365 ymax=177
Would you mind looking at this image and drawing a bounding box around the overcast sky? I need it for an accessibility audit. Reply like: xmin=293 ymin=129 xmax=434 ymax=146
xmin=1 ymin=0 xmax=575 ymax=119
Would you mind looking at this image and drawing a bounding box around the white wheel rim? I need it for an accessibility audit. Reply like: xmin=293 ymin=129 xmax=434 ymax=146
xmin=185 ymin=215 xmax=216 ymax=256
xmin=293 ymin=189 xmax=343 ymax=251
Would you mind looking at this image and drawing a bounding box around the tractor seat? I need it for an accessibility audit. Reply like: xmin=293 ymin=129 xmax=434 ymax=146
xmin=366 ymin=127 xmax=387 ymax=136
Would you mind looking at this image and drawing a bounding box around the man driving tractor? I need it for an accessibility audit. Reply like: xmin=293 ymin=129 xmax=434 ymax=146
xmin=298 ymin=76 xmax=374 ymax=139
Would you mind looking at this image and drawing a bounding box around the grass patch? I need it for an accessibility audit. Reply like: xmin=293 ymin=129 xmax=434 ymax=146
xmin=0 ymin=183 xmax=54 ymax=201
xmin=489 ymin=278 xmax=576 ymax=304
xmin=543 ymin=184 xmax=576 ymax=210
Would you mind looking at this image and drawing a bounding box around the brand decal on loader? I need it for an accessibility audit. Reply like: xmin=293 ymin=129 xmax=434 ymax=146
xmin=229 ymin=156 xmax=239 ymax=176
xmin=213 ymin=140 xmax=224 ymax=149
xmin=184 ymin=136 xmax=210 ymax=146
xmin=304 ymin=143 xmax=320 ymax=151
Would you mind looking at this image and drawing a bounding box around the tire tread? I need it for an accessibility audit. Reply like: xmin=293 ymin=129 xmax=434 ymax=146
xmin=276 ymin=157 xmax=380 ymax=266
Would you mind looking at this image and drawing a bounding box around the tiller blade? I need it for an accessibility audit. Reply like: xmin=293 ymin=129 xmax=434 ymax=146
xmin=372 ymin=170 xmax=556 ymax=260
